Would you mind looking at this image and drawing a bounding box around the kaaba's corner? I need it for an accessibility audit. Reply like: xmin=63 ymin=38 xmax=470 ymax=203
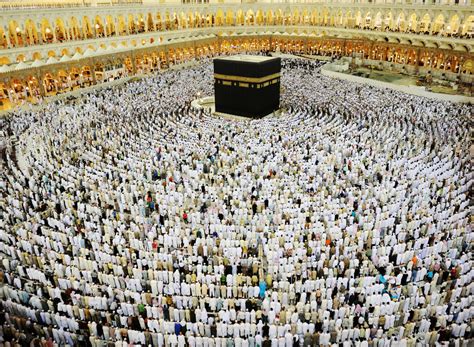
xmin=213 ymin=55 xmax=281 ymax=118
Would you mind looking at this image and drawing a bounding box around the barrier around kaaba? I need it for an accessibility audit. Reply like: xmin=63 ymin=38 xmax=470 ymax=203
xmin=214 ymin=55 xmax=281 ymax=118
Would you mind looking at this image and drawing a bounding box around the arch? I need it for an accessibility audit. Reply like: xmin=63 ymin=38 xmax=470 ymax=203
xmin=283 ymin=9 xmax=292 ymax=25
xmin=274 ymin=9 xmax=283 ymax=25
xmin=226 ymin=10 xmax=235 ymax=26
xmin=40 ymin=18 xmax=54 ymax=43
xmin=302 ymin=9 xmax=310 ymax=25
xmin=0 ymin=28 xmax=7 ymax=48
xmin=69 ymin=67 xmax=81 ymax=87
xmin=420 ymin=13 xmax=431 ymax=33
xmin=164 ymin=11 xmax=171 ymax=30
xmin=25 ymin=19 xmax=39 ymax=45
xmin=462 ymin=59 xmax=473 ymax=74
xmin=236 ymin=10 xmax=245 ymax=25
xmin=128 ymin=14 xmax=137 ymax=33
xmin=408 ymin=13 xmax=417 ymax=32
xmin=384 ymin=12 xmax=393 ymax=30
xmin=344 ymin=10 xmax=352 ymax=28
xmin=461 ymin=15 xmax=473 ymax=36
xmin=216 ymin=9 xmax=225 ymax=26
xmin=335 ymin=9 xmax=343 ymax=27
xmin=32 ymin=52 xmax=42 ymax=60
xmin=447 ymin=15 xmax=460 ymax=35
xmin=194 ymin=11 xmax=202 ymax=28
xmin=42 ymin=72 xmax=56 ymax=95
xmin=94 ymin=61 xmax=105 ymax=81
xmin=173 ymin=11 xmax=181 ymax=30
xmin=82 ymin=16 xmax=94 ymax=39
xmin=8 ymin=20 xmax=22 ymax=47
xmin=329 ymin=11 xmax=336 ymax=27
xmin=246 ymin=9 xmax=255 ymax=26
xmin=255 ymin=10 xmax=264 ymax=26
xmin=155 ymin=13 xmax=162 ymax=31
xmin=137 ymin=13 xmax=145 ymax=33
xmin=54 ymin=18 xmax=67 ymax=41
xmin=16 ymin=54 xmax=26 ymax=63
xmin=25 ymin=76 xmax=40 ymax=99
xmin=94 ymin=16 xmax=105 ymax=37
xmin=105 ymin=15 xmax=116 ymax=36
xmin=354 ymin=11 xmax=362 ymax=28
xmin=187 ymin=12 xmax=194 ymax=28
xmin=57 ymin=69 xmax=70 ymax=91
xmin=147 ymin=13 xmax=155 ymax=31
xmin=292 ymin=9 xmax=300 ymax=25
xmin=396 ymin=12 xmax=407 ymax=32
xmin=432 ymin=14 xmax=445 ymax=34
xmin=70 ymin=17 xmax=82 ymax=40
xmin=321 ymin=8 xmax=330 ymax=26
xmin=60 ymin=48 xmax=70 ymax=57
xmin=117 ymin=15 xmax=127 ymax=35
xmin=373 ymin=12 xmax=383 ymax=30
xmin=206 ymin=12 xmax=213 ymax=28
xmin=0 ymin=56 xmax=11 ymax=66
xmin=172 ymin=12 xmax=182 ymax=31
xmin=11 ymin=79 xmax=26 ymax=99
xmin=0 ymin=81 xmax=9 ymax=109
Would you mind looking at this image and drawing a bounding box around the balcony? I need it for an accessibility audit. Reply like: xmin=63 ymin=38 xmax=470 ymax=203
xmin=0 ymin=0 xmax=471 ymax=10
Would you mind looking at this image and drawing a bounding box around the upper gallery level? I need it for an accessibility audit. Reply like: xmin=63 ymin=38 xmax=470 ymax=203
xmin=0 ymin=1 xmax=472 ymax=52
xmin=0 ymin=0 xmax=472 ymax=68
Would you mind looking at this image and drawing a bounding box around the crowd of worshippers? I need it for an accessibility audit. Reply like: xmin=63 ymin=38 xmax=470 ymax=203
xmin=0 ymin=56 xmax=472 ymax=347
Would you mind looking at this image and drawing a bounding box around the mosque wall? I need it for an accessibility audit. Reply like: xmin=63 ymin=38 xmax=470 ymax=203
xmin=0 ymin=35 xmax=472 ymax=112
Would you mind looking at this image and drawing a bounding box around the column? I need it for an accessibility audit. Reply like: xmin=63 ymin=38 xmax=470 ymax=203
xmin=90 ymin=59 xmax=98 ymax=85
xmin=36 ymin=70 xmax=46 ymax=97
xmin=114 ymin=17 xmax=120 ymax=36
xmin=415 ymin=48 xmax=421 ymax=69
xmin=217 ymin=37 xmax=222 ymax=54
xmin=20 ymin=28 xmax=27 ymax=47
xmin=65 ymin=24 xmax=71 ymax=41
xmin=37 ymin=23 xmax=44 ymax=44
xmin=131 ymin=52 xmax=137 ymax=74
xmin=126 ymin=18 xmax=131 ymax=35
xmin=103 ymin=17 xmax=108 ymax=37
xmin=4 ymin=27 xmax=12 ymax=48
xmin=11 ymin=28 xmax=19 ymax=47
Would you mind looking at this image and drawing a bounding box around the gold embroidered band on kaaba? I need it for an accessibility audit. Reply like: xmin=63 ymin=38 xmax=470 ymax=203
xmin=214 ymin=72 xmax=281 ymax=83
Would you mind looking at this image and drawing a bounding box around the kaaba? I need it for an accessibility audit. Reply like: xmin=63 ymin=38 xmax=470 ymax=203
xmin=214 ymin=55 xmax=281 ymax=118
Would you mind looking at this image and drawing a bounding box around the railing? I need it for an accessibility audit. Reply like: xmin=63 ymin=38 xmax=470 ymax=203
xmin=0 ymin=0 xmax=93 ymax=9
xmin=1 ymin=21 xmax=472 ymax=54
xmin=0 ymin=0 xmax=144 ymax=10
xmin=0 ymin=0 xmax=471 ymax=9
